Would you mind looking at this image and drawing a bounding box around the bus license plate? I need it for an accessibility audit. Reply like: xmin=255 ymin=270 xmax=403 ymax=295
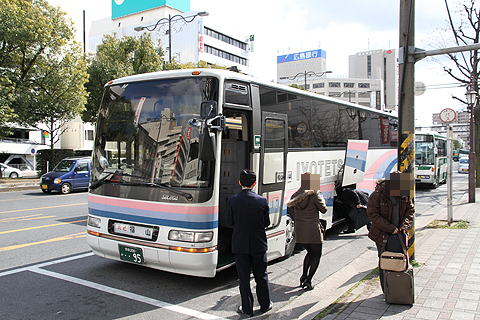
xmin=119 ymin=245 xmax=143 ymax=265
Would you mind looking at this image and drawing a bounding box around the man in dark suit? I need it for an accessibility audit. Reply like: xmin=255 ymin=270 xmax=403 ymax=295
xmin=226 ymin=169 xmax=273 ymax=317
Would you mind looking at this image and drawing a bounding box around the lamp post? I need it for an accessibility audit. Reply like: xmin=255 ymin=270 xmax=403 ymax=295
xmin=280 ymin=70 xmax=332 ymax=90
xmin=466 ymin=85 xmax=478 ymax=203
xmin=134 ymin=11 xmax=209 ymax=63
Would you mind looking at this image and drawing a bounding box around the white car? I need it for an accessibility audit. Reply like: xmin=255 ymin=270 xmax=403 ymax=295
xmin=458 ymin=157 xmax=469 ymax=173
xmin=1 ymin=163 xmax=23 ymax=178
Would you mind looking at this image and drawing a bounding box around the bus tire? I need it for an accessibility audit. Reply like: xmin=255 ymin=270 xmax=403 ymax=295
xmin=430 ymin=177 xmax=438 ymax=189
xmin=282 ymin=215 xmax=296 ymax=259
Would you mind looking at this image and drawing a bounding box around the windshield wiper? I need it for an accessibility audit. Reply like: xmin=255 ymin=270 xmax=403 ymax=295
xmin=89 ymin=172 xmax=116 ymax=190
xmin=90 ymin=171 xmax=193 ymax=201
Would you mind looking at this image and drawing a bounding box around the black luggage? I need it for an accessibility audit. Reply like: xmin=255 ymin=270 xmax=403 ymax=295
xmin=348 ymin=206 xmax=370 ymax=229
xmin=384 ymin=267 xmax=414 ymax=304
xmin=382 ymin=234 xmax=414 ymax=305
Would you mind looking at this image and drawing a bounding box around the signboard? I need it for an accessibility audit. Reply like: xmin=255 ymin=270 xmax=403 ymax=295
xmin=112 ymin=0 xmax=189 ymax=19
xmin=439 ymin=108 xmax=456 ymax=123
xmin=277 ymin=49 xmax=326 ymax=64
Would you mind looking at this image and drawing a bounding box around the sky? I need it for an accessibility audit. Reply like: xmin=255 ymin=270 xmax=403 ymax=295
xmin=51 ymin=0 xmax=476 ymax=127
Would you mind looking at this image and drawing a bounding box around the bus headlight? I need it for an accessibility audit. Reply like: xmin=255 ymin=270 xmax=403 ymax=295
xmin=87 ymin=216 xmax=101 ymax=228
xmin=168 ymin=230 xmax=213 ymax=243
xmin=54 ymin=178 xmax=61 ymax=184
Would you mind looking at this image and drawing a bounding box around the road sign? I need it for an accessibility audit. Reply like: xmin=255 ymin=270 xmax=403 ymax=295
xmin=439 ymin=108 xmax=456 ymax=123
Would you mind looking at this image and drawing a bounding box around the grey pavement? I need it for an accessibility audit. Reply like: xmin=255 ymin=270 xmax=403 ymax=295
xmin=299 ymin=188 xmax=480 ymax=320
xmin=2 ymin=179 xmax=479 ymax=319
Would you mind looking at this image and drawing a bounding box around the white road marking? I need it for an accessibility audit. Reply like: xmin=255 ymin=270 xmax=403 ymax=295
xmin=1 ymin=252 xmax=227 ymax=320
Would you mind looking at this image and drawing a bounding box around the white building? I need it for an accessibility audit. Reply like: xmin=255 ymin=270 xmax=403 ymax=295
xmin=89 ymin=1 xmax=250 ymax=73
xmin=349 ymin=49 xmax=398 ymax=111
xmin=277 ymin=49 xmax=389 ymax=110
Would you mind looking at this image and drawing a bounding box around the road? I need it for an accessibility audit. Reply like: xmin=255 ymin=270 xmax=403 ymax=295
xmin=0 ymin=165 xmax=468 ymax=319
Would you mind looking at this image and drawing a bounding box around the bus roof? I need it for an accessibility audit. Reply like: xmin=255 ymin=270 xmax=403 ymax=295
xmin=106 ymin=69 xmax=398 ymax=119
xmin=415 ymin=130 xmax=447 ymax=139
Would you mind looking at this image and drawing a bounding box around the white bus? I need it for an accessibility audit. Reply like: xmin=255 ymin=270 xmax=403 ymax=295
xmin=415 ymin=130 xmax=447 ymax=188
xmin=86 ymin=69 xmax=398 ymax=277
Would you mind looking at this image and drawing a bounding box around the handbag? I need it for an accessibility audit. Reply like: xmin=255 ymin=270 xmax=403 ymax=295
xmin=380 ymin=234 xmax=408 ymax=272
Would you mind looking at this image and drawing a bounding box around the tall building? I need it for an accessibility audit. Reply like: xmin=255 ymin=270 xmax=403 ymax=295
xmin=277 ymin=49 xmax=385 ymax=109
xmin=349 ymin=49 xmax=398 ymax=111
xmin=89 ymin=0 xmax=250 ymax=73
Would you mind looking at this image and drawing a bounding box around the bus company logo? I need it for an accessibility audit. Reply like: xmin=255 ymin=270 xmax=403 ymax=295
xmin=162 ymin=194 xmax=179 ymax=201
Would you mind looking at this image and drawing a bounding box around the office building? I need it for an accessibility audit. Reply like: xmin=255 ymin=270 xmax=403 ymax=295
xmin=89 ymin=0 xmax=250 ymax=73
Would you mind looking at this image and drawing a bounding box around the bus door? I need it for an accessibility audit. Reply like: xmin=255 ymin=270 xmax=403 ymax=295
xmin=259 ymin=112 xmax=288 ymax=229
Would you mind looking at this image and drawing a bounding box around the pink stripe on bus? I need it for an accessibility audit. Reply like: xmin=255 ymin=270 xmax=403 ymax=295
xmin=88 ymin=194 xmax=218 ymax=215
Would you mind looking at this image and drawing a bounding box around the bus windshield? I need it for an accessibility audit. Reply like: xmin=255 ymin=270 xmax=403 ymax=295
xmin=415 ymin=141 xmax=434 ymax=165
xmin=92 ymin=77 xmax=218 ymax=188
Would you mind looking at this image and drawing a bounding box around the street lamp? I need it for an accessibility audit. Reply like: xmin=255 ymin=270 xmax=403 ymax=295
xmin=280 ymin=70 xmax=332 ymax=90
xmin=466 ymin=85 xmax=477 ymax=203
xmin=134 ymin=11 xmax=209 ymax=63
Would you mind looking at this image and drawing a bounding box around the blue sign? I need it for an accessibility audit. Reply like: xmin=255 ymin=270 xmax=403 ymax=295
xmin=112 ymin=0 xmax=190 ymax=19
xmin=277 ymin=49 xmax=326 ymax=64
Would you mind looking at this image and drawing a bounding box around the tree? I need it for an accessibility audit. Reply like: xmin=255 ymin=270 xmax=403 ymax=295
xmin=430 ymin=0 xmax=479 ymax=184
xmin=0 ymin=0 xmax=88 ymax=145
xmin=453 ymin=139 xmax=462 ymax=149
xmin=83 ymin=33 xmax=165 ymax=124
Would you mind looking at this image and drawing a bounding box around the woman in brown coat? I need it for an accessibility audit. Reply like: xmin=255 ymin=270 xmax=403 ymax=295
xmin=286 ymin=185 xmax=327 ymax=290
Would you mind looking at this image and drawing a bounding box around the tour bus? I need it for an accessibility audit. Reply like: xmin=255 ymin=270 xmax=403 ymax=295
xmin=86 ymin=69 xmax=398 ymax=277
xmin=415 ymin=130 xmax=447 ymax=188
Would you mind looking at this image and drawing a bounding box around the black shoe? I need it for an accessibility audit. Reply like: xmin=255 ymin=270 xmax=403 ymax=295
xmin=342 ymin=228 xmax=355 ymax=234
xmin=304 ymin=281 xmax=314 ymax=290
xmin=260 ymin=301 xmax=273 ymax=313
xmin=237 ymin=306 xmax=253 ymax=317
xmin=300 ymin=275 xmax=307 ymax=288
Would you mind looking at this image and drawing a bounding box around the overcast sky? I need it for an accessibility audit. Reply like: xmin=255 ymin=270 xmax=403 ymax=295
xmin=55 ymin=0 xmax=475 ymax=127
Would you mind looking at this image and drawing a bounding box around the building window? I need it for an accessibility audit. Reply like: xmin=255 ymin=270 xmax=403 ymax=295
xmin=85 ymin=130 xmax=94 ymax=141
xmin=344 ymin=83 xmax=355 ymax=88
xmin=328 ymin=92 xmax=342 ymax=97
xmin=329 ymin=82 xmax=340 ymax=88
xmin=367 ymin=55 xmax=371 ymax=78
xmin=358 ymin=83 xmax=370 ymax=88
xmin=358 ymin=91 xmax=371 ymax=98
xmin=204 ymin=27 xmax=247 ymax=50
xmin=313 ymin=83 xmax=324 ymax=89
xmin=204 ymin=45 xmax=247 ymax=66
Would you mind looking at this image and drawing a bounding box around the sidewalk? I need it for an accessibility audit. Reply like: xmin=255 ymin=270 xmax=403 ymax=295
xmin=0 ymin=178 xmax=40 ymax=192
xmin=314 ymin=189 xmax=480 ymax=320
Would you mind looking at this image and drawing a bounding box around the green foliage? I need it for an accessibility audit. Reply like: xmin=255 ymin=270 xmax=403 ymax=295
xmin=83 ymin=33 xmax=164 ymax=123
xmin=289 ymin=83 xmax=306 ymax=90
xmin=163 ymin=59 xmax=227 ymax=71
xmin=453 ymin=139 xmax=461 ymax=150
xmin=0 ymin=0 xmax=88 ymax=145
xmin=36 ymin=148 xmax=74 ymax=175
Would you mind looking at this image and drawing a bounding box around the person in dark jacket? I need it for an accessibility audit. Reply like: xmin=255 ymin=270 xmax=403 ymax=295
xmin=226 ymin=170 xmax=272 ymax=317
xmin=367 ymin=173 xmax=415 ymax=292
xmin=286 ymin=173 xmax=327 ymax=290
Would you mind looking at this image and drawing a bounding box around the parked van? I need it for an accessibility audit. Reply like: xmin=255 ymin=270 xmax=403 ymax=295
xmin=40 ymin=157 xmax=91 ymax=194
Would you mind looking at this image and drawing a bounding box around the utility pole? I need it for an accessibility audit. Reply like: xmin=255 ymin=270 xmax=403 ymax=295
xmin=398 ymin=0 xmax=416 ymax=260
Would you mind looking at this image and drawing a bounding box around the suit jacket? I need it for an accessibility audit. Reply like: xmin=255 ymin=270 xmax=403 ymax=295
xmin=226 ymin=189 xmax=270 ymax=254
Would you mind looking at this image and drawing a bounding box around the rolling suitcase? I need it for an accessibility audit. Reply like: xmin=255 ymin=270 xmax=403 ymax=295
xmin=384 ymin=266 xmax=414 ymax=304
xmin=382 ymin=234 xmax=415 ymax=305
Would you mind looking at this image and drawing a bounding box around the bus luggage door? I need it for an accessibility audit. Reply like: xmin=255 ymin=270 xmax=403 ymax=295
xmin=259 ymin=112 xmax=288 ymax=236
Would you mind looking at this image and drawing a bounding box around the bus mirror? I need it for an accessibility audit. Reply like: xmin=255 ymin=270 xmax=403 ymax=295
xmin=201 ymin=101 xmax=217 ymax=119
xmin=199 ymin=131 xmax=215 ymax=161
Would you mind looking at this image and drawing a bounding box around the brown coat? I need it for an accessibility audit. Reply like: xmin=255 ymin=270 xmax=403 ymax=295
xmin=367 ymin=179 xmax=415 ymax=246
xmin=286 ymin=189 xmax=327 ymax=244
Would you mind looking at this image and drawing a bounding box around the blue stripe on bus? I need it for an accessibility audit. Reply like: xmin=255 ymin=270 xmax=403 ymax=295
xmin=89 ymin=202 xmax=217 ymax=224
xmin=88 ymin=208 xmax=218 ymax=230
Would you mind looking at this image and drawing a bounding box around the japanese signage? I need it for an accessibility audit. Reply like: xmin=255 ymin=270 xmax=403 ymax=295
xmin=277 ymin=49 xmax=326 ymax=64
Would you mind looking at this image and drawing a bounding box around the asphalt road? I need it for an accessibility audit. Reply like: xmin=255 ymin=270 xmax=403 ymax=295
xmin=0 ymin=164 xmax=468 ymax=320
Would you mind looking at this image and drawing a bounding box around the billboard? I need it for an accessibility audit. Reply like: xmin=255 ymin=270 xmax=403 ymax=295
xmin=277 ymin=49 xmax=326 ymax=64
xmin=112 ymin=0 xmax=190 ymax=19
